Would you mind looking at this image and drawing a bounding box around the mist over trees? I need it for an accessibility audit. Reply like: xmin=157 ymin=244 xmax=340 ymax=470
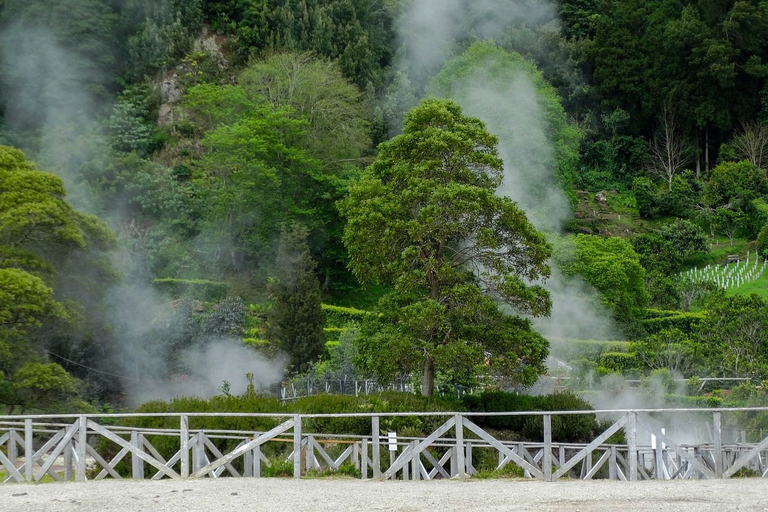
xmin=3 ymin=0 xmax=768 ymax=410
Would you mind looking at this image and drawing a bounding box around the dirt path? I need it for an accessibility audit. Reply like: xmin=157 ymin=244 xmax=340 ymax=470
xmin=2 ymin=478 xmax=768 ymax=512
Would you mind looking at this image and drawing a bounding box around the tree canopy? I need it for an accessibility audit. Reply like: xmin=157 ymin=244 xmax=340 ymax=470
xmin=340 ymin=98 xmax=552 ymax=396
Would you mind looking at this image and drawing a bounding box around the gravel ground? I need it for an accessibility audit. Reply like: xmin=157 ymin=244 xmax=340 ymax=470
xmin=2 ymin=478 xmax=768 ymax=512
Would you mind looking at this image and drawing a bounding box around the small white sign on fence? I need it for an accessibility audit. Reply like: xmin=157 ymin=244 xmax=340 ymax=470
xmin=388 ymin=432 xmax=398 ymax=452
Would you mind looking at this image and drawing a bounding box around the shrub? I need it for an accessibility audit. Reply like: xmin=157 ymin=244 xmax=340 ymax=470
xmin=757 ymin=223 xmax=768 ymax=257
xmin=462 ymin=391 xmax=600 ymax=443
xmin=633 ymin=177 xmax=659 ymax=218
xmin=598 ymin=352 xmax=640 ymax=373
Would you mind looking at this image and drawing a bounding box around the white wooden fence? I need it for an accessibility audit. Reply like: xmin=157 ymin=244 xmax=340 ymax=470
xmin=2 ymin=408 xmax=768 ymax=483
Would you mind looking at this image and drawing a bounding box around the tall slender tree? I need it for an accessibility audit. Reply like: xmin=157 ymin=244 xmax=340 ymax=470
xmin=266 ymin=224 xmax=326 ymax=373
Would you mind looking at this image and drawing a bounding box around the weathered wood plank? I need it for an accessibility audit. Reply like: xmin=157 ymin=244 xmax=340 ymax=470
xmin=636 ymin=416 xmax=715 ymax=479
xmin=35 ymin=422 xmax=80 ymax=482
xmin=383 ymin=417 xmax=455 ymax=479
xmin=723 ymin=435 xmax=768 ymax=478
xmin=180 ymin=415 xmax=189 ymax=478
xmin=190 ymin=418 xmax=294 ymax=478
xmin=454 ymin=414 xmax=466 ymax=481
xmin=293 ymin=415 xmax=302 ymax=479
xmin=96 ymin=447 xmax=129 ymax=480
xmin=584 ymin=450 xmax=610 ymax=480
xmin=88 ymin=421 xmax=180 ymax=479
xmin=0 ymin=449 xmax=24 ymax=482
xmin=86 ymin=443 xmax=121 ymax=480
xmin=543 ymin=414 xmax=552 ymax=482
xmin=202 ymin=436 xmax=241 ymax=477
xmin=552 ymin=415 xmax=628 ymax=480
xmin=372 ymin=416 xmax=381 ymax=479
xmin=463 ymin=418 xmax=542 ymax=479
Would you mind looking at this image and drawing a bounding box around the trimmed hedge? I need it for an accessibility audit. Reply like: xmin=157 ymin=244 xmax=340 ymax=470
xmin=641 ymin=312 xmax=703 ymax=335
xmin=153 ymin=278 xmax=230 ymax=301
xmin=321 ymin=304 xmax=374 ymax=328
xmin=323 ymin=327 xmax=348 ymax=342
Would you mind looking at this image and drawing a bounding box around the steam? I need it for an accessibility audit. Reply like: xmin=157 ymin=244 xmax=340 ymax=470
xmin=0 ymin=11 xmax=285 ymax=404
xmin=0 ymin=24 xmax=106 ymax=212
xmin=126 ymin=337 xmax=287 ymax=406
xmin=397 ymin=0 xmax=558 ymax=90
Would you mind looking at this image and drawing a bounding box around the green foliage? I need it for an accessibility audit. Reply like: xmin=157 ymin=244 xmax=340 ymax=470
xmin=122 ymin=0 xmax=204 ymax=80
xmin=239 ymin=53 xmax=371 ymax=166
xmin=153 ymin=278 xmax=230 ymax=301
xmin=641 ymin=311 xmax=703 ymax=336
xmin=705 ymin=161 xmax=768 ymax=209
xmin=632 ymin=328 xmax=701 ymax=375
xmin=203 ymin=297 xmax=247 ymax=337
xmin=266 ymin=225 xmax=325 ymax=373
xmin=632 ymin=177 xmax=659 ymax=218
xmin=321 ymin=304 xmax=373 ymax=328
xmin=340 ymin=98 xmax=552 ymax=395
xmin=658 ymin=219 xmax=708 ymax=259
xmin=757 ymin=224 xmax=768 ymax=257
xmin=556 ymin=234 xmax=648 ymax=327
xmin=697 ymin=294 xmax=768 ymax=378
xmin=213 ymin=0 xmax=396 ymax=87
xmin=108 ymin=83 xmax=157 ymax=155
xmin=463 ymin=391 xmax=600 ymax=443
xmin=597 ymin=352 xmax=639 ymax=373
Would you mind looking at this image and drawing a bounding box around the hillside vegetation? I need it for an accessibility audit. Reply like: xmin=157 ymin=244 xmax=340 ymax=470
xmin=2 ymin=0 xmax=768 ymax=412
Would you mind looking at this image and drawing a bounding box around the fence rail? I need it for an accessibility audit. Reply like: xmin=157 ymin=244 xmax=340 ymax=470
xmin=2 ymin=408 xmax=768 ymax=483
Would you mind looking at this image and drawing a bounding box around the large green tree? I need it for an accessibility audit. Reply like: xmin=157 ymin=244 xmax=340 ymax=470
xmin=0 ymin=145 xmax=115 ymax=410
xmin=340 ymin=99 xmax=552 ymax=396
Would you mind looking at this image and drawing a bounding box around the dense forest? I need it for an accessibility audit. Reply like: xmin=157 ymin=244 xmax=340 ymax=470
xmin=4 ymin=0 xmax=768 ymax=413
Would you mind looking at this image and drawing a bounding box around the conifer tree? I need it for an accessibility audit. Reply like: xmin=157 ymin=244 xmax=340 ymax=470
xmin=266 ymin=224 xmax=326 ymax=373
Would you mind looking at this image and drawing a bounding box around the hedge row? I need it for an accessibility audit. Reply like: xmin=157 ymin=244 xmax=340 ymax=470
xmin=323 ymin=327 xmax=348 ymax=342
xmin=641 ymin=312 xmax=703 ymax=335
xmin=321 ymin=304 xmax=374 ymax=328
xmin=461 ymin=391 xmax=612 ymax=443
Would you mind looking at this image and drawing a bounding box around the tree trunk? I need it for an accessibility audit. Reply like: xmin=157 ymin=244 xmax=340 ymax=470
xmin=421 ymin=354 xmax=435 ymax=397
xmin=696 ymin=133 xmax=701 ymax=180
xmin=705 ymin=125 xmax=710 ymax=175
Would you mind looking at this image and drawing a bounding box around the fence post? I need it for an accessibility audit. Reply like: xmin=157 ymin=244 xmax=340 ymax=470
xmin=180 ymin=415 xmax=189 ymax=478
xmin=713 ymin=411 xmax=723 ymax=478
xmin=628 ymin=412 xmax=638 ymax=481
xmin=455 ymin=414 xmax=466 ymax=480
xmin=24 ymin=418 xmax=33 ymax=482
xmin=254 ymin=445 xmax=261 ymax=478
xmin=75 ymin=415 xmax=87 ymax=481
xmin=293 ymin=414 xmax=302 ymax=479
xmin=543 ymin=414 xmax=552 ymax=482
xmin=372 ymin=416 xmax=381 ymax=479
xmin=8 ymin=429 xmax=17 ymax=471
xmin=362 ymin=438 xmax=369 ymax=480
xmin=131 ymin=430 xmax=144 ymax=479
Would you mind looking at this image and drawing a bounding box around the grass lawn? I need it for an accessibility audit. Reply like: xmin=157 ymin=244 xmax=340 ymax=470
xmin=727 ymin=269 xmax=768 ymax=298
